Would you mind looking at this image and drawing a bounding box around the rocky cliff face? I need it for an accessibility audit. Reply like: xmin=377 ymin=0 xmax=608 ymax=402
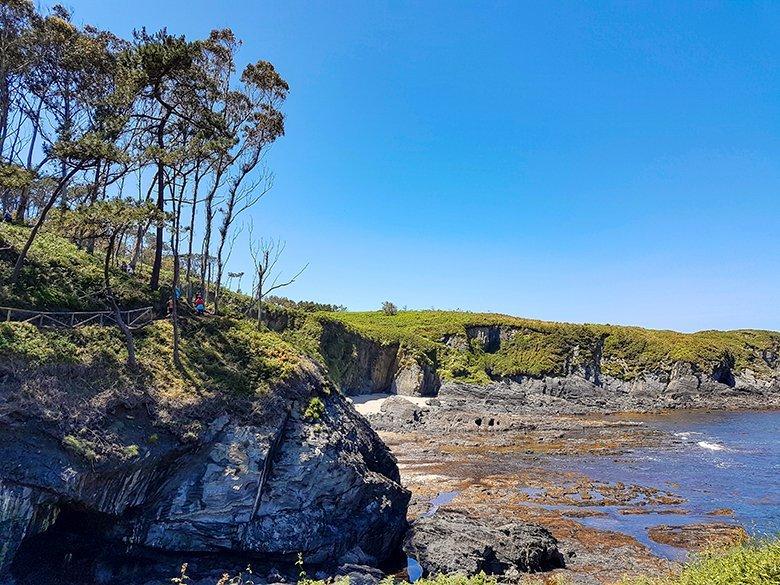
xmin=0 ymin=357 xmax=409 ymax=584
xmin=313 ymin=321 xmax=779 ymax=410
xmin=316 ymin=319 xmax=440 ymax=397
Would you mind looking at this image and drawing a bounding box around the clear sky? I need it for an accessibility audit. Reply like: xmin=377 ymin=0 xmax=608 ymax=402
xmin=69 ymin=1 xmax=779 ymax=332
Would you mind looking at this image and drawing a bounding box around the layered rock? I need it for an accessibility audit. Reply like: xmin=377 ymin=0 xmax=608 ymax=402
xmin=311 ymin=318 xmax=778 ymax=410
xmin=317 ymin=319 xmax=440 ymax=397
xmin=404 ymin=510 xmax=564 ymax=577
xmin=0 ymin=362 xmax=409 ymax=583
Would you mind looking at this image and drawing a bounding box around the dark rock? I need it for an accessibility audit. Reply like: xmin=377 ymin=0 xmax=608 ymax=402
xmin=374 ymin=396 xmax=428 ymax=426
xmin=335 ymin=563 xmax=385 ymax=585
xmin=0 ymin=362 xmax=409 ymax=582
xmin=403 ymin=510 xmax=564 ymax=577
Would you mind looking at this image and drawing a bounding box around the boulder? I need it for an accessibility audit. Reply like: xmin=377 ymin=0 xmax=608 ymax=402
xmin=403 ymin=510 xmax=564 ymax=577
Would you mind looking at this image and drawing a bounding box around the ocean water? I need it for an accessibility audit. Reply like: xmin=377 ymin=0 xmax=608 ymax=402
xmin=550 ymin=410 xmax=780 ymax=559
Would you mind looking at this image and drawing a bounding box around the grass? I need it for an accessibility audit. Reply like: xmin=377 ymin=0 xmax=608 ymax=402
xmin=617 ymin=538 xmax=780 ymax=585
xmin=0 ymin=316 xmax=312 ymax=461
xmin=0 ymin=222 xmax=156 ymax=311
xmin=3 ymin=222 xmax=779 ymax=391
xmin=308 ymin=310 xmax=780 ymax=383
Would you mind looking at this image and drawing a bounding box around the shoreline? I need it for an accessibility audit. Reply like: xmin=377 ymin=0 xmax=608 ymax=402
xmin=359 ymin=392 xmax=778 ymax=584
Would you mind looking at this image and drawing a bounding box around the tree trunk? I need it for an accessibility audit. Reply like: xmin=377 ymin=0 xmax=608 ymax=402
xmin=256 ymin=274 xmax=263 ymax=329
xmin=15 ymin=184 xmax=30 ymax=222
xmin=104 ymin=235 xmax=136 ymax=368
xmin=200 ymin=194 xmax=214 ymax=298
xmin=149 ymin=112 xmax=170 ymax=291
xmin=86 ymin=159 xmax=102 ymax=254
xmin=15 ymin=100 xmax=42 ymax=222
xmin=11 ymin=165 xmax=82 ymax=284
xmin=170 ymin=185 xmax=183 ymax=370
xmin=185 ymin=166 xmax=201 ymax=298
xmin=0 ymin=77 xmax=10 ymax=159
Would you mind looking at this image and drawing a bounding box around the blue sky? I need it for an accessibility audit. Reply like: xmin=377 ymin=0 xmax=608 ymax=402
xmin=70 ymin=1 xmax=779 ymax=332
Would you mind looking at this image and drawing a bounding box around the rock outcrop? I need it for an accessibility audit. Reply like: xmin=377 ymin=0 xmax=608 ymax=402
xmin=317 ymin=319 xmax=440 ymax=397
xmin=437 ymin=364 xmax=780 ymax=413
xmin=404 ymin=510 xmax=564 ymax=577
xmin=0 ymin=360 xmax=409 ymax=583
xmin=303 ymin=317 xmax=779 ymax=410
xmin=647 ymin=523 xmax=748 ymax=552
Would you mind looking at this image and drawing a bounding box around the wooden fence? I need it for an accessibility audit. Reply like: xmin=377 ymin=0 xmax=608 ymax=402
xmin=0 ymin=306 xmax=155 ymax=330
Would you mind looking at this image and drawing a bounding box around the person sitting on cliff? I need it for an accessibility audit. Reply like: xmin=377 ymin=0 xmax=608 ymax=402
xmin=194 ymin=293 xmax=206 ymax=315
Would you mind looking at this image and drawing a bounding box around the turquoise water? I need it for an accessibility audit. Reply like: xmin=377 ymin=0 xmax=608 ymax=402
xmin=551 ymin=410 xmax=780 ymax=559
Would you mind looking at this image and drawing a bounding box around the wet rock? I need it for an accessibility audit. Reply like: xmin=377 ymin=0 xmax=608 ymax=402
xmin=706 ymin=508 xmax=735 ymax=517
xmin=647 ymin=523 xmax=748 ymax=552
xmin=403 ymin=510 xmax=564 ymax=577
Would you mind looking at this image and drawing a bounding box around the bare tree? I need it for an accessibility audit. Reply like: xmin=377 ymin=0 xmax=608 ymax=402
xmin=248 ymin=231 xmax=307 ymax=328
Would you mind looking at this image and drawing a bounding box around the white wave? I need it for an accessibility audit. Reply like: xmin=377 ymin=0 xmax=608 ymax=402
xmin=697 ymin=441 xmax=725 ymax=451
xmin=674 ymin=431 xmax=703 ymax=440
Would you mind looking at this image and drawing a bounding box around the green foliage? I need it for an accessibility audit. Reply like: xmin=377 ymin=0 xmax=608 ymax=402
xmin=617 ymin=538 xmax=780 ymax=585
xmin=294 ymin=552 xmax=349 ymax=585
xmin=0 ymin=321 xmax=79 ymax=365
xmin=303 ymin=397 xmax=325 ymax=421
xmin=313 ymin=311 xmax=780 ymax=383
xmin=0 ymin=317 xmax=307 ymax=458
xmin=265 ymin=295 xmax=346 ymax=313
xmin=62 ymin=434 xmax=99 ymax=463
xmin=121 ymin=444 xmax=140 ymax=459
xmin=0 ymin=223 xmax=156 ymax=311
xmin=0 ymin=163 xmax=35 ymax=190
xmin=182 ymin=317 xmax=302 ymax=397
xmin=53 ymin=198 xmax=163 ymax=245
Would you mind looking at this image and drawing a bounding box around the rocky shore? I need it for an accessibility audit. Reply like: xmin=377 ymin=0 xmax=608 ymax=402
xmin=355 ymin=384 xmax=775 ymax=584
xmin=2 ymin=307 xmax=778 ymax=585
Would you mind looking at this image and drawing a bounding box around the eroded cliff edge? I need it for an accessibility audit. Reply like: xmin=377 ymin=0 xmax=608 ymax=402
xmin=272 ymin=311 xmax=780 ymax=411
xmin=0 ymin=320 xmax=409 ymax=583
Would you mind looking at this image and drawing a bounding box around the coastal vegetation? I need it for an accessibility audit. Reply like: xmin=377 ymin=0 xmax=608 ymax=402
xmin=617 ymin=538 xmax=780 ymax=585
xmin=0 ymin=4 xmax=776 ymax=584
xmin=3 ymin=220 xmax=779 ymax=394
xmin=296 ymin=309 xmax=780 ymax=385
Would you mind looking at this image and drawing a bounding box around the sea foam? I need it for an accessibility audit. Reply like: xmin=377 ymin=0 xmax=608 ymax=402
xmin=697 ymin=441 xmax=725 ymax=451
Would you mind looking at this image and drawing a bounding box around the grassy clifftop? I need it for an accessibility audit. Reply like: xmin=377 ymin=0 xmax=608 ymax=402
xmin=301 ymin=310 xmax=780 ymax=384
xmin=0 ymin=317 xmax=315 ymax=462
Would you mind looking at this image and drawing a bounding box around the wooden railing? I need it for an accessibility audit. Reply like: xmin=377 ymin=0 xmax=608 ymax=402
xmin=0 ymin=306 xmax=155 ymax=330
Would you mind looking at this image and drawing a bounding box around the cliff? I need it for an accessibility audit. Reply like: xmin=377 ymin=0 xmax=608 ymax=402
xmin=278 ymin=311 xmax=780 ymax=410
xmin=2 ymin=223 xmax=778 ymax=583
xmin=0 ymin=319 xmax=409 ymax=583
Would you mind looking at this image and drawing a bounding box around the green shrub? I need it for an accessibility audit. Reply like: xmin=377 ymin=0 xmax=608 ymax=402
xmin=617 ymin=538 xmax=780 ymax=585
xmin=62 ymin=435 xmax=99 ymax=463
xmin=121 ymin=444 xmax=140 ymax=459
xmin=303 ymin=397 xmax=325 ymax=421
